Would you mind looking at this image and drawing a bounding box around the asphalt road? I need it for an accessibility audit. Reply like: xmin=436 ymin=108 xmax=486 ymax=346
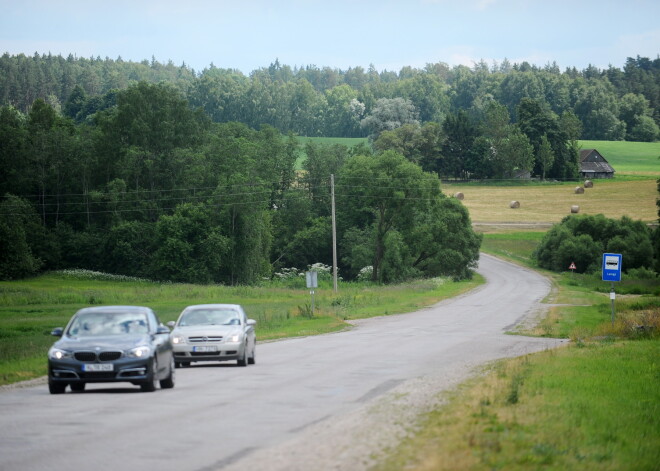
xmin=0 ymin=254 xmax=566 ymax=471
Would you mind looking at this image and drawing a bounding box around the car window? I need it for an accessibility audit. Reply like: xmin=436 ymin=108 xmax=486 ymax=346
xmin=68 ymin=312 xmax=149 ymax=336
xmin=179 ymin=309 xmax=240 ymax=326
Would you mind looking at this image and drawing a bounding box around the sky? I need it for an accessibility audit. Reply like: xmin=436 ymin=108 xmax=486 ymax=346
xmin=1 ymin=0 xmax=659 ymax=74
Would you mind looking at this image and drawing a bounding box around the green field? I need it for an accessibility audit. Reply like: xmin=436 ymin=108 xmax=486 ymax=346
xmin=579 ymin=140 xmax=660 ymax=175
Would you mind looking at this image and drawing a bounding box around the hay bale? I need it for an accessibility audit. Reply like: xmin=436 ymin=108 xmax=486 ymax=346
xmin=571 ymin=205 xmax=580 ymax=213
xmin=574 ymin=186 xmax=585 ymax=194
xmin=509 ymin=200 xmax=520 ymax=209
xmin=584 ymin=180 xmax=593 ymax=188
xmin=453 ymin=192 xmax=464 ymax=200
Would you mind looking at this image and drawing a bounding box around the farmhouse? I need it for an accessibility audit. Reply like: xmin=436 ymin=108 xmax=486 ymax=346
xmin=579 ymin=149 xmax=615 ymax=179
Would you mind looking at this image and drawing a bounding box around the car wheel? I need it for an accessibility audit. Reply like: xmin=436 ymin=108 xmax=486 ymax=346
xmin=140 ymin=359 xmax=158 ymax=392
xmin=237 ymin=345 xmax=248 ymax=367
xmin=48 ymin=381 xmax=66 ymax=394
xmin=181 ymin=361 xmax=190 ymax=367
xmin=160 ymin=357 xmax=175 ymax=389
xmin=248 ymin=345 xmax=256 ymax=365
xmin=70 ymin=382 xmax=86 ymax=392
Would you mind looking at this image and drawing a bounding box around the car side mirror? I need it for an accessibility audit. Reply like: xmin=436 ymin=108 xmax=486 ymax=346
xmin=247 ymin=319 xmax=256 ymax=326
xmin=156 ymin=325 xmax=170 ymax=335
xmin=51 ymin=327 xmax=63 ymax=337
xmin=166 ymin=321 xmax=176 ymax=328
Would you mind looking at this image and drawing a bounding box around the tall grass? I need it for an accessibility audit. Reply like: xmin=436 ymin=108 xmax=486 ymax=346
xmin=0 ymin=271 xmax=482 ymax=385
xmin=377 ymin=339 xmax=660 ymax=470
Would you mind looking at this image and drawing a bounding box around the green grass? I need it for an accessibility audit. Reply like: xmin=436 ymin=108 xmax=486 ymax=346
xmin=0 ymin=271 xmax=483 ymax=385
xmin=375 ymin=229 xmax=660 ymax=470
xmin=579 ymin=140 xmax=660 ymax=175
xmin=377 ymin=339 xmax=660 ymax=471
xmin=480 ymin=232 xmax=546 ymax=266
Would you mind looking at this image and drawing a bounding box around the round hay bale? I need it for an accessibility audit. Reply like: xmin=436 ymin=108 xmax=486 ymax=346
xmin=571 ymin=205 xmax=580 ymax=213
xmin=584 ymin=180 xmax=593 ymax=188
xmin=509 ymin=200 xmax=520 ymax=209
xmin=453 ymin=192 xmax=464 ymax=200
xmin=574 ymin=186 xmax=585 ymax=194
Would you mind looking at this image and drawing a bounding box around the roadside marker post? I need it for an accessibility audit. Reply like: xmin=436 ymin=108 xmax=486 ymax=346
xmin=306 ymin=271 xmax=318 ymax=314
xmin=602 ymin=253 xmax=622 ymax=325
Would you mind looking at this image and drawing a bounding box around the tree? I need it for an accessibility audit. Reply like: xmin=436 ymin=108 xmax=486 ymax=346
xmin=441 ymin=111 xmax=479 ymax=179
xmin=0 ymin=195 xmax=44 ymax=279
xmin=360 ymin=97 xmax=419 ymax=141
xmin=0 ymin=106 xmax=27 ymax=196
xmin=324 ymin=85 xmax=361 ymax=137
xmin=151 ymin=203 xmax=230 ymax=283
xmin=496 ymin=126 xmax=535 ymax=178
xmin=337 ymin=150 xmax=479 ymax=282
xmin=628 ymin=115 xmax=659 ymax=142
xmin=537 ymin=135 xmax=555 ymax=180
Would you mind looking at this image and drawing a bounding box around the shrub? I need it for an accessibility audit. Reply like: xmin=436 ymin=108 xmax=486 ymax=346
xmin=535 ymin=214 xmax=654 ymax=273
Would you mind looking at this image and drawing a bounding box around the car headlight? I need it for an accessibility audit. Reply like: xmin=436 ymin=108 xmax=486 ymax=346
xmin=227 ymin=334 xmax=241 ymax=343
xmin=171 ymin=335 xmax=186 ymax=345
xmin=127 ymin=346 xmax=151 ymax=358
xmin=48 ymin=348 xmax=72 ymax=360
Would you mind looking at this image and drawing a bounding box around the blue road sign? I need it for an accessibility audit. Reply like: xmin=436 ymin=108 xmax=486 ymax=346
xmin=602 ymin=253 xmax=622 ymax=282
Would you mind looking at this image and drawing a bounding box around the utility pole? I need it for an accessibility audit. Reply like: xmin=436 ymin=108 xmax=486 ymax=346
xmin=331 ymin=174 xmax=338 ymax=293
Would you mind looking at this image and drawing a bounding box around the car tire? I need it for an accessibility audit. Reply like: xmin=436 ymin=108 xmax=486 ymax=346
xmin=160 ymin=358 xmax=175 ymax=389
xmin=70 ymin=382 xmax=86 ymax=392
xmin=48 ymin=381 xmax=66 ymax=394
xmin=140 ymin=359 xmax=158 ymax=392
xmin=248 ymin=345 xmax=256 ymax=365
xmin=237 ymin=345 xmax=248 ymax=367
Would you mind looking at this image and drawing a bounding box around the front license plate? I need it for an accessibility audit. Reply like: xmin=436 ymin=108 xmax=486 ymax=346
xmin=82 ymin=363 xmax=114 ymax=372
xmin=193 ymin=346 xmax=218 ymax=353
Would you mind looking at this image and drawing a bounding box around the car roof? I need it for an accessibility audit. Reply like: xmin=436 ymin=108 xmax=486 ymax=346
xmin=75 ymin=306 xmax=154 ymax=315
xmin=183 ymin=304 xmax=243 ymax=310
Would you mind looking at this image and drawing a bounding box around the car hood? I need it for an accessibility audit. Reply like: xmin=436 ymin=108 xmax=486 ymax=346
xmin=172 ymin=325 xmax=242 ymax=337
xmin=54 ymin=334 xmax=151 ymax=351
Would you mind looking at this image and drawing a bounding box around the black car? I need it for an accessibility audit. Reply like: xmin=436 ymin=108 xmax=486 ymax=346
xmin=48 ymin=306 xmax=175 ymax=394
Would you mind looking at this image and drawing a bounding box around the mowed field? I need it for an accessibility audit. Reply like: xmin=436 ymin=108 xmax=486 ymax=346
xmin=442 ymin=179 xmax=658 ymax=225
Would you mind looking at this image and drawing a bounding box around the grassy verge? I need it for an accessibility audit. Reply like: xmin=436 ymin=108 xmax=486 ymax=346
xmin=375 ymin=231 xmax=660 ymax=470
xmin=0 ymin=271 xmax=483 ymax=386
xmin=377 ymin=339 xmax=659 ymax=470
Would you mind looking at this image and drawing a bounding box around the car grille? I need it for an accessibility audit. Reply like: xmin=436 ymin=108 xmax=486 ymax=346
xmin=74 ymin=351 xmax=123 ymax=362
xmin=74 ymin=352 xmax=97 ymax=362
xmin=188 ymin=336 xmax=223 ymax=343
xmin=99 ymin=351 xmax=122 ymax=361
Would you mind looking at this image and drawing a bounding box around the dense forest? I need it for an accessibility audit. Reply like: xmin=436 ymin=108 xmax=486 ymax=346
xmin=1 ymin=53 xmax=659 ymax=141
xmin=0 ymin=53 xmax=658 ymax=283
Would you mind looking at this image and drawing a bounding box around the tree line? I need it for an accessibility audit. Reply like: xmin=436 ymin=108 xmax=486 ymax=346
xmin=0 ymin=82 xmax=481 ymax=283
xmin=1 ymin=53 xmax=658 ymax=142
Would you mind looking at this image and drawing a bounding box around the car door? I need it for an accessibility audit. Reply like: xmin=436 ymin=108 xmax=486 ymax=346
xmin=149 ymin=311 xmax=173 ymax=378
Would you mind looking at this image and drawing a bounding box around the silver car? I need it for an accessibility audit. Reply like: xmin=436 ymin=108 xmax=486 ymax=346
xmin=168 ymin=304 xmax=256 ymax=367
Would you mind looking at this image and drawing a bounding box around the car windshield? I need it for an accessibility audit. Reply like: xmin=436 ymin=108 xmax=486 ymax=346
xmin=179 ymin=309 xmax=240 ymax=326
xmin=67 ymin=311 xmax=149 ymax=337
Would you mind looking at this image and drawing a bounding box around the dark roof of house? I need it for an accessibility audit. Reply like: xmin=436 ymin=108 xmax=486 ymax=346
xmin=579 ymin=149 xmax=615 ymax=174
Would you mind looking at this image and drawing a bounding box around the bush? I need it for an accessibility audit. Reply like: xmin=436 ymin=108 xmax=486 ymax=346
xmin=535 ymin=214 xmax=654 ymax=273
